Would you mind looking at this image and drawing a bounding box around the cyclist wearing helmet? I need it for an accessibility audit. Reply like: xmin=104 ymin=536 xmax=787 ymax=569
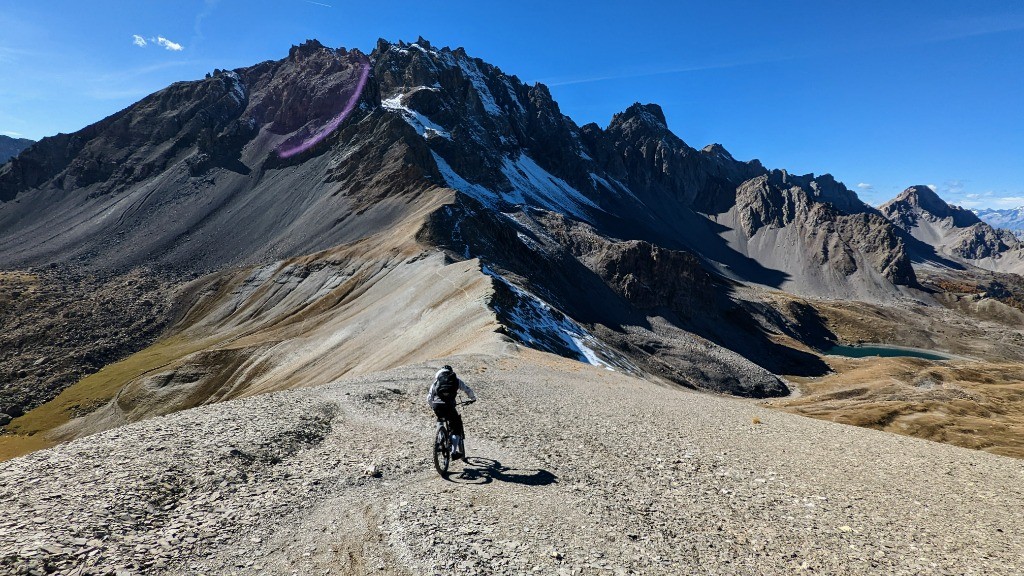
xmin=427 ymin=365 xmax=476 ymax=459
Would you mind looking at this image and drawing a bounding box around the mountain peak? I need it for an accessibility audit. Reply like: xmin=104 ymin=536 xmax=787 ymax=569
xmin=973 ymin=207 xmax=1024 ymax=237
xmin=899 ymin=184 xmax=942 ymax=204
xmin=701 ymin=143 xmax=734 ymax=161
xmin=898 ymin=185 xmax=975 ymax=221
xmin=611 ymin=103 xmax=667 ymax=129
xmin=288 ymin=39 xmax=328 ymax=60
xmin=882 ymin=185 xmax=982 ymax=229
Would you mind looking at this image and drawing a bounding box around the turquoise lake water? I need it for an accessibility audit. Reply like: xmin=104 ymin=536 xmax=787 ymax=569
xmin=825 ymin=344 xmax=952 ymax=361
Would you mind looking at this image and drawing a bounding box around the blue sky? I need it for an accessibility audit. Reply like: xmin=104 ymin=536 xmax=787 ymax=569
xmin=1 ymin=1 xmax=1022 ymax=208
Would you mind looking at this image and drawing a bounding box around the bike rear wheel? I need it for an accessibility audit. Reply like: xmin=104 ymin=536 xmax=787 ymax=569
xmin=433 ymin=424 xmax=451 ymax=477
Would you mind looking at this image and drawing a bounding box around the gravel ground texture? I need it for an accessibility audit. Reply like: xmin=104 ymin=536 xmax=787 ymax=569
xmin=2 ymin=350 xmax=1022 ymax=575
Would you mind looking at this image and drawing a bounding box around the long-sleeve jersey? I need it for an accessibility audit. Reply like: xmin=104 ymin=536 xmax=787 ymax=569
xmin=426 ymin=369 xmax=477 ymax=405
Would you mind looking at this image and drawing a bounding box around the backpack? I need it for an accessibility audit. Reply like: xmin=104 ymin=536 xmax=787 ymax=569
xmin=435 ymin=370 xmax=459 ymax=403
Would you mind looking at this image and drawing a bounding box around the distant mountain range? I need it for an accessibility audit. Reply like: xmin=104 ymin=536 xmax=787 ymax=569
xmin=975 ymin=207 xmax=1024 ymax=237
xmin=0 ymin=135 xmax=33 ymax=164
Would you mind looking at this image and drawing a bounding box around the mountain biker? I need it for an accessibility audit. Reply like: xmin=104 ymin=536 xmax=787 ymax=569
xmin=427 ymin=365 xmax=476 ymax=460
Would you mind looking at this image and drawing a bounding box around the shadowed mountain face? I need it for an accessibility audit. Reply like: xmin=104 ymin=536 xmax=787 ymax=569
xmin=0 ymin=136 xmax=33 ymax=164
xmin=881 ymin=185 xmax=1024 ymax=274
xmin=5 ymin=37 xmax=994 ymax=450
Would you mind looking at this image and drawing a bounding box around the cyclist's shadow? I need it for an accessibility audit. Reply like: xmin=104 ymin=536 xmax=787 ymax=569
xmin=446 ymin=457 xmax=557 ymax=486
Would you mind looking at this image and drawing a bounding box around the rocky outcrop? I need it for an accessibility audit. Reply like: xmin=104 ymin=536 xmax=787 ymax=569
xmin=373 ymin=41 xmax=912 ymax=302
xmin=581 ymin=102 xmax=758 ymax=214
xmin=0 ymin=70 xmax=255 ymax=202
xmin=574 ymin=103 xmax=914 ymax=297
xmin=733 ymin=174 xmax=915 ymax=286
xmin=373 ymin=38 xmax=611 ymax=213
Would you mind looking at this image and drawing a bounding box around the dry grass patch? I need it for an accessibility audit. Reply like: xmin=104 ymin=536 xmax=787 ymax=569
xmin=772 ymin=357 xmax=1024 ymax=458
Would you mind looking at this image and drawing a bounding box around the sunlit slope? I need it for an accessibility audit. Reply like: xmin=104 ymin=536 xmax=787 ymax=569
xmin=1 ymin=192 xmax=511 ymax=452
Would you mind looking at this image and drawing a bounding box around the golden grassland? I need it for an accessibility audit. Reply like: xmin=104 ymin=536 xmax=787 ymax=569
xmin=761 ymin=288 xmax=1024 ymax=459
xmin=0 ymin=335 xmax=210 ymax=461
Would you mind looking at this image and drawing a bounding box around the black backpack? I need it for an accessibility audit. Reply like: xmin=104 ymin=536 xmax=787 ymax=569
xmin=436 ymin=370 xmax=459 ymax=403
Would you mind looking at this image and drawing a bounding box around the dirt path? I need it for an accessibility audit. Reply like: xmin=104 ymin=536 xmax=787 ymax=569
xmin=3 ymin=351 xmax=1023 ymax=575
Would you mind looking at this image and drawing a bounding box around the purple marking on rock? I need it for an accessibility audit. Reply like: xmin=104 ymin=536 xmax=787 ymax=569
xmin=277 ymin=58 xmax=371 ymax=159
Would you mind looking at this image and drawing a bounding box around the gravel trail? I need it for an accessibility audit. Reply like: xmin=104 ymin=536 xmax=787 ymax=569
xmin=2 ymin=351 xmax=1022 ymax=575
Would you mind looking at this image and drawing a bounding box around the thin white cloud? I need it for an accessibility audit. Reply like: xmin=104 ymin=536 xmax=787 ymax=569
xmin=927 ymin=184 xmax=937 ymax=191
xmin=193 ymin=0 xmax=220 ymax=44
xmin=940 ymin=179 xmax=966 ymax=196
xmin=541 ymin=53 xmax=795 ymax=87
xmin=154 ymin=36 xmax=184 ymax=51
xmin=1 ymin=130 xmax=23 ymax=137
xmin=993 ymin=196 xmax=1024 ymax=208
xmin=931 ymin=14 xmax=1024 ymax=43
xmin=302 ymin=0 xmax=333 ymax=6
xmin=132 ymin=35 xmax=147 ymax=48
xmin=856 ymin=182 xmax=873 ymax=190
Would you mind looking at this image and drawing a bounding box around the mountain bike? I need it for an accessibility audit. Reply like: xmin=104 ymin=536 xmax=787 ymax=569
xmin=433 ymin=400 xmax=474 ymax=478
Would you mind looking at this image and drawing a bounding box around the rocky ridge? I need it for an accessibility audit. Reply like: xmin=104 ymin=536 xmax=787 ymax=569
xmin=0 ymin=36 xmax=871 ymax=416
xmin=370 ymin=40 xmax=917 ymax=299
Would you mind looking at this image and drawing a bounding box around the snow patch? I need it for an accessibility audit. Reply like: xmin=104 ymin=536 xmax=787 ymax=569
xmin=456 ymin=57 xmax=503 ymax=116
xmin=381 ymin=91 xmax=451 ymax=140
xmin=589 ymin=172 xmax=614 ymax=192
xmin=432 ymin=151 xmax=600 ymax=222
xmin=220 ymin=70 xmax=247 ymax=106
xmin=431 ymin=152 xmax=497 ymax=205
xmin=500 ymin=153 xmax=602 ymax=220
xmin=589 ymin=172 xmax=641 ymax=202
xmin=515 ymin=231 xmax=542 ymax=252
xmin=501 ymin=77 xmax=525 ymax=114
